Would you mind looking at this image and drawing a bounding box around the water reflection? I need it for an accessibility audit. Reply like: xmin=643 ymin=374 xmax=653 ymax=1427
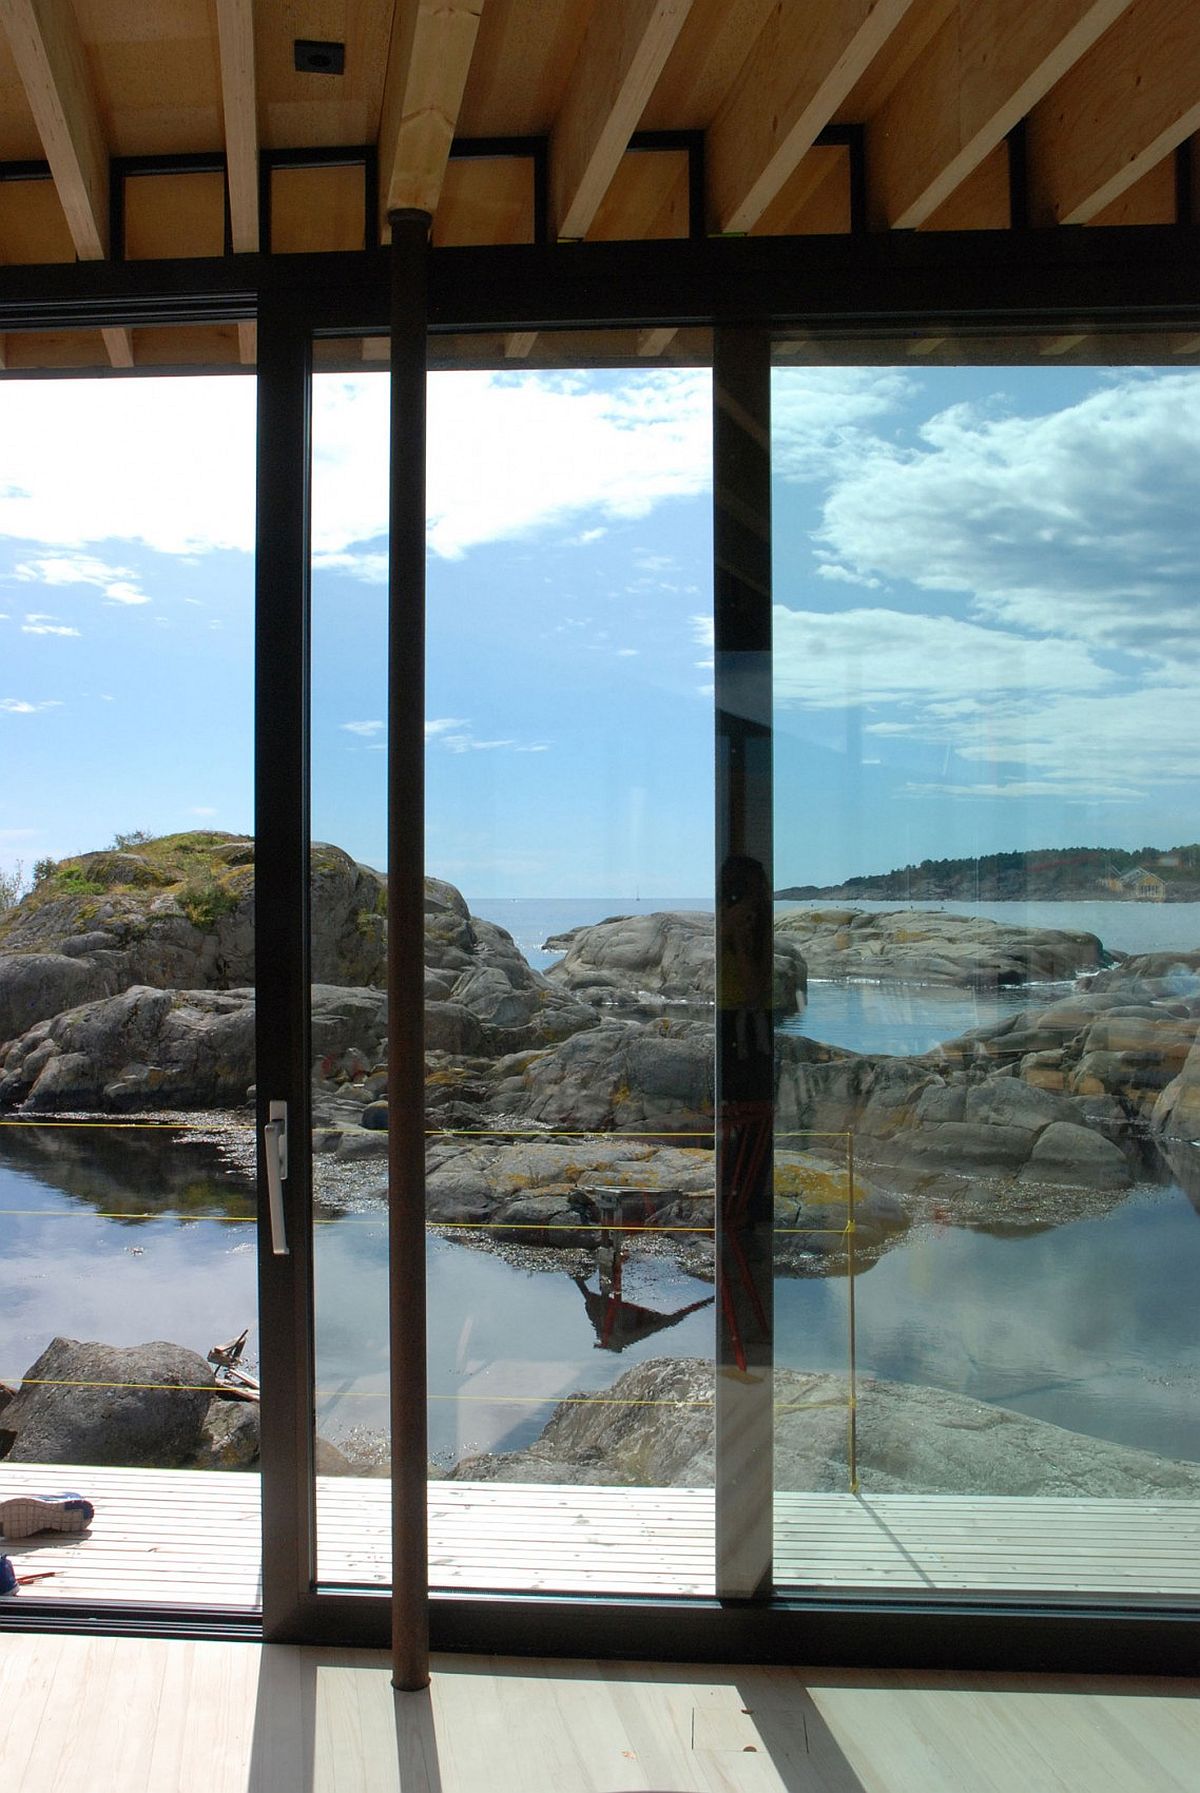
xmin=571 ymin=1273 xmax=713 ymax=1351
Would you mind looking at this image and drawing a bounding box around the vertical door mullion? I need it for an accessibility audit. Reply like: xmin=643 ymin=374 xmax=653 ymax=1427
xmin=387 ymin=207 xmax=432 ymax=1691
xmin=713 ymin=325 xmax=775 ymax=1601
xmin=254 ymin=297 xmax=316 ymax=1641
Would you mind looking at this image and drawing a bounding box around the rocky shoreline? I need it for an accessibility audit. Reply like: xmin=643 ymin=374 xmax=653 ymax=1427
xmin=4 ymin=834 xmax=1200 ymax=1479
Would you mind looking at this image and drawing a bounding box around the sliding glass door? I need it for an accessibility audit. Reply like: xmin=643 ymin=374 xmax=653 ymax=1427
xmin=769 ymin=331 xmax=1200 ymax=1605
xmin=0 ymin=330 xmax=263 ymax=1617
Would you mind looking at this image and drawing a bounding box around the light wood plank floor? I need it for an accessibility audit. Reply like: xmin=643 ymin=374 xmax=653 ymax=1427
xmin=3 ymin=1463 xmax=1199 ymax=1605
xmin=0 ymin=1635 xmax=1197 ymax=1792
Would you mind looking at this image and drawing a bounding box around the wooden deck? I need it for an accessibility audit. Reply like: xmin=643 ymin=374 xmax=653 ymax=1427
xmin=2 ymin=1464 xmax=1198 ymax=1608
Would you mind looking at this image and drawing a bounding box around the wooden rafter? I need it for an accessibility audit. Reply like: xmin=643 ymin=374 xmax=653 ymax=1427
xmin=1027 ymin=0 xmax=1200 ymax=224
xmin=379 ymin=0 xmax=486 ymax=229
xmin=214 ymin=0 xmax=258 ymax=367
xmin=551 ymin=0 xmax=694 ymax=240
xmin=869 ymin=0 xmax=1133 ymax=230
xmin=708 ymin=0 xmax=916 ymax=234
xmin=0 ymin=0 xmax=131 ymax=369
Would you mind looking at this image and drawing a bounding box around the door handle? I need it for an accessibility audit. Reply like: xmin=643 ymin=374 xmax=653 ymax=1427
xmin=264 ymin=1099 xmax=289 ymax=1256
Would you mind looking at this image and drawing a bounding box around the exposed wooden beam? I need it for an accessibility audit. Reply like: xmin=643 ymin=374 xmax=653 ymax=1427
xmin=0 ymin=0 xmax=131 ymax=369
xmin=638 ymin=327 xmax=677 ymax=356
xmin=215 ymin=0 xmax=258 ymax=253
xmin=1027 ymin=0 xmax=1200 ymax=224
xmin=214 ymin=0 xmax=258 ymax=366
xmin=503 ymin=331 xmax=537 ymax=358
xmin=101 ymin=326 xmax=133 ymax=368
xmin=870 ymin=0 xmax=1133 ymax=230
xmin=379 ymin=0 xmax=486 ymax=230
xmin=551 ymin=0 xmax=694 ymax=240
xmin=708 ymin=0 xmax=916 ymax=234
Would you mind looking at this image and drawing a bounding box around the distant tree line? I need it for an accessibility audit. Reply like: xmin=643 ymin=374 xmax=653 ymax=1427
xmin=776 ymin=844 xmax=1200 ymax=902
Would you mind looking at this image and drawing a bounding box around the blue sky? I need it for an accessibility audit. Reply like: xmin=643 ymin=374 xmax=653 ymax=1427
xmin=1 ymin=361 xmax=1197 ymax=899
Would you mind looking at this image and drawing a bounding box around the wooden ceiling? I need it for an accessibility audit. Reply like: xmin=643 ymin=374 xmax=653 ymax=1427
xmin=0 ymin=0 xmax=1197 ymax=374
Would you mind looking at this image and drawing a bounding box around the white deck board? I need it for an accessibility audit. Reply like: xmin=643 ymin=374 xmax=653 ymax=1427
xmin=2 ymin=1463 xmax=1198 ymax=1606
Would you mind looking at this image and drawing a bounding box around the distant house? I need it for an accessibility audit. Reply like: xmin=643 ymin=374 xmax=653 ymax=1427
xmin=1103 ymin=867 xmax=1166 ymax=901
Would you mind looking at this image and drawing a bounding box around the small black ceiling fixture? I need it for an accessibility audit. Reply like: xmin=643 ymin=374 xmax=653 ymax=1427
xmin=294 ymin=39 xmax=345 ymax=75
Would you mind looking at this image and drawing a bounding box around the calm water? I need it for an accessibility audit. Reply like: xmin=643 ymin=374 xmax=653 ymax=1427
xmin=2 ymin=1128 xmax=1199 ymax=1468
xmin=474 ymin=895 xmax=1200 ymax=1057
xmin=3 ymin=897 xmax=1199 ymax=1471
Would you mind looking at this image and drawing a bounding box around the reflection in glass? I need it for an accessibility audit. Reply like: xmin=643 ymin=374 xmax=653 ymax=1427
xmin=310 ymin=352 xmax=717 ymax=1591
xmin=0 ymin=362 xmax=259 ymax=1606
xmin=770 ymin=350 xmax=1200 ymax=1598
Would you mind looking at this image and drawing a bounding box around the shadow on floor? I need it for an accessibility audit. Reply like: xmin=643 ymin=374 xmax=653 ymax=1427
xmin=248 ymin=1645 xmax=443 ymax=1793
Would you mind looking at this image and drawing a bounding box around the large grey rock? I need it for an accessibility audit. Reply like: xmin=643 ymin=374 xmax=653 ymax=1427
xmin=515 ymin=1019 xmax=714 ymax=1134
xmin=775 ymin=907 xmax=1110 ymax=986
xmin=0 ymin=1337 xmax=217 ymax=1466
xmin=0 ymin=835 xmax=389 ymax=1044
xmin=449 ymin=1357 xmax=1200 ymax=1497
xmin=0 ymin=982 xmax=392 ymax=1113
xmin=1020 ymin=1122 xmax=1132 ymax=1191
xmin=545 ymin=911 xmax=806 ymax=1017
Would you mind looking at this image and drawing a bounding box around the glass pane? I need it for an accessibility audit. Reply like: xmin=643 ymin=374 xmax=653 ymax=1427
xmin=309 ymin=335 xmax=717 ymax=1594
xmin=771 ymin=335 xmax=1200 ymax=1601
xmin=427 ymin=342 xmax=716 ymax=1596
xmin=0 ymin=348 xmax=260 ymax=1609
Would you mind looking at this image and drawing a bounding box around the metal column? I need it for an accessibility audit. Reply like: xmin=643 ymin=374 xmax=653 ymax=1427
xmin=388 ymin=207 xmax=432 ymax=1692
xmin=713 ymin=326 xmax=774 ymax=1601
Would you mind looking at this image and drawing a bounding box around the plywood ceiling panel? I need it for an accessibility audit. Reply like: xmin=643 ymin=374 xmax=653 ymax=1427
xmin=0 ymin=29 xmax=45 ymax=157
xmin=433 ymin=154 xmax=534 ymax=245
xmin=457 ymin=0 xmax=596 ymax=135
xmin=752 ymin=142 xmax=850 ymax=235
xmin=256 ymin=0 xmax=392 ymax=149
xmin=920 ymin=138 xmax=1011 ymax=230
xmin=75 ymin=0 xmax=222 ymax=154
xmin=0 ymin=176 xmax=74 ymax=261
xmin=640 ymin=0 xmax=773 ymax=129
xmin=586 ymin=145 xmax=689 ymax=239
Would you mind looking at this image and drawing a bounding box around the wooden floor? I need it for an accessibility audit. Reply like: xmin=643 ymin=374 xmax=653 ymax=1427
xmin=3 ymin=1463 xmax=1199 ymax=1605
xmin=1 ymin=1634 xmax=1198 ymax=1792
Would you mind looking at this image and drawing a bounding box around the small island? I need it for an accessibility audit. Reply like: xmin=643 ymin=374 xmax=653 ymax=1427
xmin=777 ymin=843 xmax=1200 ymax=904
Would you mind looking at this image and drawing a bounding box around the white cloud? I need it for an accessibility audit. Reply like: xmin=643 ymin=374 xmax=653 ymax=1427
xmin=14 ymin=553 xmax=149 ymax=605
xmin=773 ymin=369 xmax=913 ymax=481
xmin=808 ymin=372 xmax=1200 ymax=650
xmin=1 ymin=697 xmax=60 ymax=713
xmin=815 ymin=562 xmax=882 ymax=590
xmin=342 ymin=720 xmax=385 ymax=737
xmin=21 ymin=613 xmax=80 ymax=637
xmin=773 ymin=606 xmax=1109 ymax=711
xmin=866 ymin=680 xmax=1200 ymax=802
xmin=426 ymin=717 xmax=547 ymax=754
xmin=0 ymin=383 xmax=256 ymax=554
xmin=189 ymin=806 xmax=218 ymax=817
xmin=0 ymin=369 xmax=711 ymax=578
xmin=616 ymin=648 xmax=639 ymax=657
xmin=312 ymin=368 xmax=712 ymax=566
xmin=574 ymin=528 xmax=606 ymax=545
xmin=313 ymin=550 xmax=389 ymax=583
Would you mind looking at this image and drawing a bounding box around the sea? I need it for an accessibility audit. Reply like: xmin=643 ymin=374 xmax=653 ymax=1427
xmin=472 ymin=894 xmax=1200 ymax=1058
xmin=2 ymin=896 xmax=1199 ymax=1474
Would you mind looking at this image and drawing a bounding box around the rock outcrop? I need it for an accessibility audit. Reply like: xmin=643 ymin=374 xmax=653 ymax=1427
xmin=0 ymin=834 xmax=387 ymax=1041
xmin=774 ymin=907 xmax=1112 ymax=986
xmin=447 ymin=1356 xmax=1200 ymax=1496
xmin=544 ymin=911 xmax=807 ymax=1016
xmin=0 ymin=1336 xmax=219 ymax=1467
